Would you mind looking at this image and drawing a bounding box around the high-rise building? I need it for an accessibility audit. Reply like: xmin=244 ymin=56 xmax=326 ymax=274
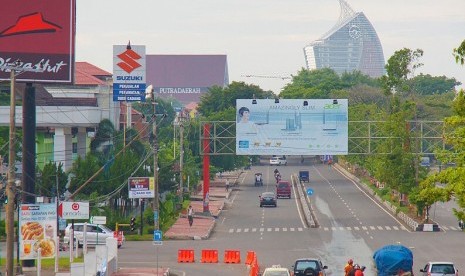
xmin=304 ymin=0 xmax=385 ymax=77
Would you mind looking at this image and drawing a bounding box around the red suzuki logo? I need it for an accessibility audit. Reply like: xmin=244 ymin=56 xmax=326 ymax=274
xmin=117 ymin=49 xmax=142 ymax=74
xmin=72 ymin=203 xmax=80 ymax=210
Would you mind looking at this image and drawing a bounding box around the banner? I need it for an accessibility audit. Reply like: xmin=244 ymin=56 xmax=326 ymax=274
xmin=19 ymin=204 xmax=57 ymax=260
xmin=236 ymin=99 xmax=348 ymax=155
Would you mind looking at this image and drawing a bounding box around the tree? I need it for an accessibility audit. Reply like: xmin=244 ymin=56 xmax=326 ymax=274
xmin=381 ymin=48 xmax=424 ymax=97
xmin=410 ymin=74 xmax=460 ymax=96
xmin=417 ymin=89 xmax=465 ymax=222
xmin=280 ymin=68 xmax=344 ymax=99
xmin=453 ymin=39 xmax=465 ymax=65
xmin=36 ymin=162 xmax=67 ymax=198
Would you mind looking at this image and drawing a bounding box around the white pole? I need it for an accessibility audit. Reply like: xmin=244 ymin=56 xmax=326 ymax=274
xmin=37 ymin=248 xmax=42 ymax=276
xmin=55 ymin=236 xmax=59 ymax=273
xmin=69 ymin=229 xmax=74 ymax=263
xmin=83 ymin=222 xmax=88 ymax=255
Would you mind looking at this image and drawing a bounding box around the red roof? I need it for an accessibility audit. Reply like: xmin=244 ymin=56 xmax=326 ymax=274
xmin=75 ymin=62 xmax=112 ymax=85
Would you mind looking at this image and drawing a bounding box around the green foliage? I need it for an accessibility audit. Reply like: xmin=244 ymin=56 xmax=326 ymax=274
xmin=410 ymin=74 xmax=460 ymax=95
xmin=382 ymin=48 xmax=424 ymax=96
xmin=198 ymin=82 xmax=273 ymax=117
xmin=36 ymin=162 xmax=68 ymax=198
xmin=453 ymin=39 xmax=465 ymax=65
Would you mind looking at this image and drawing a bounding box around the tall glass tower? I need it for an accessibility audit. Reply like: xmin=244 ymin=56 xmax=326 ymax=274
xmin=304 ymin=0 xmax=385 ymax=77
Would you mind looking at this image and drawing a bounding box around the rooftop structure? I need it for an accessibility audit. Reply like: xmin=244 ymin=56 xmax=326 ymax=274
xmin=303 ymin=0 xmax=385 ymax=78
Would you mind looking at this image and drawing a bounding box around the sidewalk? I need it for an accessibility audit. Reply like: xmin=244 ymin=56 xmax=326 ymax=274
xmin=164 ymin=171 xmax=243 ymax=240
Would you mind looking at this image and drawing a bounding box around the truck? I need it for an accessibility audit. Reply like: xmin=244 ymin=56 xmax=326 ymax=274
xmin=299 ymin=170 xmax=309 ymax=183
xmin=373 ymin=244 xmax=413 ymax=276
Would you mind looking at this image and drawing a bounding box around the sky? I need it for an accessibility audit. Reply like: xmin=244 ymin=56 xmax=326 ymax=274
xmin=76 ymin=0 xmax=465 ymax=94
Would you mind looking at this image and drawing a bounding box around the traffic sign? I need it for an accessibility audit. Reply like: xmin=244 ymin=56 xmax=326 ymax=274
xmin=306 ymin=188 xmax=314 ymax=196
xmin=90 ymin=216 xmax=106 ymax=224
xmin=153 ymin=230 xmax=162 ymax=245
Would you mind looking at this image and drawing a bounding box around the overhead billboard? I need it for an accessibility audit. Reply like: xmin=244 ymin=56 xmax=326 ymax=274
xmin=113 ymin=44 xmax=146 ymax=102
xmin=236 ymin=99 xmax=348 ymax=155
xmin=0 ymin=0 xmax=76 ymax=83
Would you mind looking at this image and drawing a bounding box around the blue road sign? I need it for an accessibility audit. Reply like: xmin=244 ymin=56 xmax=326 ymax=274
xmin=153 ymin=230 xmax=162 ymax=245
xmin=306 ymin=188 xmax=314 ymax=196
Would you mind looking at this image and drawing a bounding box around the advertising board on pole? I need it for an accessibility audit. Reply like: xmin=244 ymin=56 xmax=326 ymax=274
xmin=113 ymin=44 xmax=146 ymax=102
xmin=19 ymin=204 xmax=57 ymax=260
xmin=0 ymin=0 xmax=76 ymax=83
xmin=128 ymin=177 xmax=155 ymax=199
xmin=58 ymin=201 xmax=89 ymax=220
xmin=236 ymin=99 xmax=348 ymax=155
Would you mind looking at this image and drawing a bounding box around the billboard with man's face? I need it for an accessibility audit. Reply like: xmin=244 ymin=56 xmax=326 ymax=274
xmin=236 ymin=99 xmax=348 ymax=155
xmin=0 ymin=0 xmax=76 ymax=83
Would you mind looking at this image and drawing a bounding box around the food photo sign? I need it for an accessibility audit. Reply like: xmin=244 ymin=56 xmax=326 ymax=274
xmin=19 ymin=204 xmax=57 ymax=260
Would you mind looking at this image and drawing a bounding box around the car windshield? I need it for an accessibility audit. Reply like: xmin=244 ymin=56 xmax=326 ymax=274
xmin=431 ymin=264 xmax=455 ymax=274
xmin=278 ymin=183 xmax=288 ymax=188
xmin=296 ymin=260 xmax=318 ymax=271
xmin=262 ymin=192 xmax=275 ymax=197
xmin=263 ymin=271 xmax=289 ymax=276
xmin=99 ymin=225 xmax=113 ymax=233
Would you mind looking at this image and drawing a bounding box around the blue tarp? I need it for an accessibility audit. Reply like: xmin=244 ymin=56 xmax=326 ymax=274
xmin=373 ymin=244 xmax=413 ymax=276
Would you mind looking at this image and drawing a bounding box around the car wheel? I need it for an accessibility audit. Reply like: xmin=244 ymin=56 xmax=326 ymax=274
xmin=260 ymin=204 xmax=262 ymax=207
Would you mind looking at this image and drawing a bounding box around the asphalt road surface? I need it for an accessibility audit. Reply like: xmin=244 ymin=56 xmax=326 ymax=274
xmin=116 ymin=156 xmax=464 ymax=275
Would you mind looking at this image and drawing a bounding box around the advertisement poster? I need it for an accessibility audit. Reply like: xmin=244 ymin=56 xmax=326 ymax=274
xmin=128 ymin=177 xmax=154 ymax=198
xmin=236 ymin=99 xmax=348 ymax=155
xmin=19 ymin=204 xmax=57 ymax=260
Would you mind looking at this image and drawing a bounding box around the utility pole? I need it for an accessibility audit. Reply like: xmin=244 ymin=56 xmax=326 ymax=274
xmin=6 ymin=68 xmax=16 ymax=276
xmin=148 ymin=89 xmax=159 ymax=231
xmin=179 ymin=112 xmax=184 ymax=204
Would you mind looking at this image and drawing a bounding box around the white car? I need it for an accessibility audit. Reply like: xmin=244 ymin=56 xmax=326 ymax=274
xmin=270 ymin=157 xmax=287 ymax=166
xmin=420 ymin=262 xmax=458 ymax=276
xmin=64 ymin=223 xmax=124 ymax=248
xmin=262 ymin=265 xmax=291 ymax=276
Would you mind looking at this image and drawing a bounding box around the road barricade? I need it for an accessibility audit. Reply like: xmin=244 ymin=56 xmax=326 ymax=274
xmin=178 ymin=249 xmax=195 ymax=263
xmin=224 ymin=249 xmax=241 ymax=264
xmin=201 ymin=249 xmax=219 ymax=263
xmin=245 ymin=251 xmax=256 ymax=265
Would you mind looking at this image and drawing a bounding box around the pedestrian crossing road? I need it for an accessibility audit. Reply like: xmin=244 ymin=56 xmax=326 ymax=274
xmin=227 ymin=225 xmax=463 ymax=233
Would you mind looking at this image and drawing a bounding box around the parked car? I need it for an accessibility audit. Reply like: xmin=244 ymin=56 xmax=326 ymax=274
xmin=64 ymin=223 xmax=124 ymax=248
xmin=262 ymin=265 xmax=291 ymax=276
xmin=270 ymin=157 xmax=287 ymax=166
xmin=259 ymin=192 xmax=277 ymax=207
xmin=292 ymin=258 xmax=328 ymax=276
xmin=276 ymin=181 xmax=291 ymax=199
xmin=420 ymin=262 xmax=458 ymax=276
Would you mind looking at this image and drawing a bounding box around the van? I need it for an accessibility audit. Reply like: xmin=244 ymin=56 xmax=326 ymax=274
xmin=276 ymin=181 xmax=291 ymax=198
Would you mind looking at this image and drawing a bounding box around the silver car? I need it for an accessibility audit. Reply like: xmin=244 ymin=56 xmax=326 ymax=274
xmin=64 ymin=223 xmax=121 ymax=247
xmin=420 ymin=262 xmax=458 ymax=276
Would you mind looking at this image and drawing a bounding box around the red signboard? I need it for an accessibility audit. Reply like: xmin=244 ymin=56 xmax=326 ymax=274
xmin=0 ymin=0 xmax=76 ymax=83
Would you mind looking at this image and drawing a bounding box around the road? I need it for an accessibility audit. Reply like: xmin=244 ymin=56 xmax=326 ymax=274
xmin=117 ymin=156 xmax=464 ymax=275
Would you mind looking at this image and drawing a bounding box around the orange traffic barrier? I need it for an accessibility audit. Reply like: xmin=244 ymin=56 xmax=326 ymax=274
xmin=201 ymin=249 xmax=218 ymax=263
xmin=245 ymin=251 xmax=256 ymax=265
xmin=178 ymin=249 xmax=195 ymax=263
xmin=224 ymin=250 xmax=241 ymax=264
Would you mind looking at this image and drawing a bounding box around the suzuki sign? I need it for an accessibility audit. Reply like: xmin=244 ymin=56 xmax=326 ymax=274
xmin=113 ymin=44 xmax=146 ymax=102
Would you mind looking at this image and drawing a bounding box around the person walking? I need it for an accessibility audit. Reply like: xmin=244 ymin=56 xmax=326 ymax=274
xmin=344 ymin=259 xmax=354 ymax=276
xmin=187 ymin=205 xmax=194 ymax=227
xmin=225 ymin=179 xmax=230 ymax=191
